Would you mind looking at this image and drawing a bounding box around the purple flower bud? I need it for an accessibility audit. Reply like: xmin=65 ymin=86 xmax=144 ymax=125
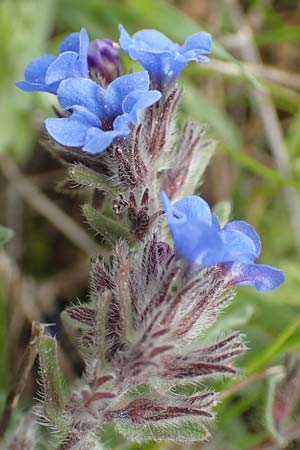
xmin=88 ymin=39 xmax=120 ymax=83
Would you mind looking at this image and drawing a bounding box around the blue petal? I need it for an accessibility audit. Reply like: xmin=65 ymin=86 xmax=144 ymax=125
xmin=83 ymin=127 xmax=125 ymax=153
xmin=118 ymin=25 xmax=133 ymax=53
xmin=112 ymin=114 xmax=132 ymax=133
xmin=162 ymin=193 xmax=222 ymax=265
xmin=119 ymin=26 xmax=172 ymax=79
xmin=220 ymin=230 xmax=258 ymax=263
xmin=122 ymin=89 xmax=161 ymax=125
xmin=182 ymin=32 xmax=212 ymax=54
xmin=172 ymin=195 xmax=212 ymax=225
xmin=227 ymin=262 xmax=285 ymax=292
xmin=106 ymin=72 xmax=150 ymax=116
xmin=223 ymin=220 xmax=261 ymax=257
xmin=45 ymin=106 xmax=100 ymax=147
xmin=180 ymin=51 xmax=210 ymax=63
xmin=57 ymin=78 xmax=106 ymax=118
xmin=59 ymin=32 xmax=81 ymax=53
xmin=119 ymin=25 xmax=175 ymax=54
xmin=131 ymin=29 xmax=177 ymax=51
xmin=16 ymin=54 xmax=58 ymax=94
xmin=16 ymin=80 xmax=57 ymax=94
xmin=58 ymin=29 xmax=89 ymax=77
xmin=212 ymin=213 xmax=221 ymax=230
xmin=45 ymin=52 xmax=83 ymax=85
xmin=24 ymin=54 xmax=56 ymax=83
xmin=171 ymin=218 xmax=223 ymax=265
xmin=78 ymin=28 xmax=90 ymax=76
xmin=119 ymin=25 xmax=211 ymax=87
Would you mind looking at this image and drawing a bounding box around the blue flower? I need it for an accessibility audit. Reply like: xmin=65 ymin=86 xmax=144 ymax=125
xmin=45 ymin=71 xmax=161 ymax=154
xmin=88 ymin=39 xmax=120 ymax=82
xmin=162 ymin=193 xmax=285 ymax=292
xmin=119 ymin=25 xmax=211 ymax=88
xmin=16 ymin=29 xmax=89 ymax=94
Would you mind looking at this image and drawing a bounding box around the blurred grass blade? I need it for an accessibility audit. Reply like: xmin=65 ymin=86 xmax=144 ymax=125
xmin=0 ymin=225 xmax=14 ymax=248
xmin=0 ymin=287 xmax=7 ymax=387
xmin=246 ymin=317 xmax=300 ymax=375
xmin=222 ymin=145 xmax=300 ymax=189
xmin=182 ymin=83 xmax=243 ymax=149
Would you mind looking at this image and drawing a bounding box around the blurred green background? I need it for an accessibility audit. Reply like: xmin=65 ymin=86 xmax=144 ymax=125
xmin=1 ymin=0 xmax=300 ymax=449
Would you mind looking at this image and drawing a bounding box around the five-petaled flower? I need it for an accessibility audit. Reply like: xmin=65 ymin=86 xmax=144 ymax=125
xmin=16 ymin=29 xmax=90 ymax=95
xmin=45 ymin=71 xmax=161 ymax=153
xmin=119 ymin=24 xmax=212 ymax=89
xmin=162 ymin=193 xmax=285 ymax=292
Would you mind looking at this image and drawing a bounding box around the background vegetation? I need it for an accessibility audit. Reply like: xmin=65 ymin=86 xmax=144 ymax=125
xmin=0 ymin=0 xmax=300 ymax=449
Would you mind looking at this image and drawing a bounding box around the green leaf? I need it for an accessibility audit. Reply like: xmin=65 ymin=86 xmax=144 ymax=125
xmin=0 ymin=224 xmax=14 ymax=247
xmin=38 ymin=335 xmax=68 ymax=428
xmin=114 ymin=418 xmax=209 ymax=442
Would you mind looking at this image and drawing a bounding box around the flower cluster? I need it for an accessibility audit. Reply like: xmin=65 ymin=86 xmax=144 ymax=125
xmin=14 ymin=23 xmax=285 ymax=450
xmin=17 ymin=25 xmax=211 ymax=154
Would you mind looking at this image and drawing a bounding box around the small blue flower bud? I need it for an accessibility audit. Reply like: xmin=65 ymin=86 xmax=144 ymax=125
xmin=88 ymin=39 xmax=120 ymax=83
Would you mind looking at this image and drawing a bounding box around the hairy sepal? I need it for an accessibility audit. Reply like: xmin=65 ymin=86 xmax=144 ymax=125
xmin=38 ymin=335 xmax=69 ymax=430
xmin=82 ymin=203 xmax=131 ymax=242
xmin=114 ymin=417 xmax=210 ymax=443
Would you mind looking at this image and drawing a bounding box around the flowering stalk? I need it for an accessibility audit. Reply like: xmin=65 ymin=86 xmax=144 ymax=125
xmin=12 ymin=25 xmax=285 ymax=449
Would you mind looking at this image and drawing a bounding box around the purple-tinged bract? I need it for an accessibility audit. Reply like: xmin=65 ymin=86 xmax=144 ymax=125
xmin=45 ymin=71 xmax=161 ymax=154
xmin=119 ymin=24 xmax=211 ymax=88
xmin=162 ymin=192 xmax=285 ymax=292
xmin=16 ymin=29 xmax=90 ymax=95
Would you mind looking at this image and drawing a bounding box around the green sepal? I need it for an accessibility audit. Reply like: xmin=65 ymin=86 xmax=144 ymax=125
xmin=38 ymin=335 xmax=69 ymax=429
xmin=83 ymin=204 xmax=131 ymax=242
xmin=114 ymin=418 xmax=209 ymax=443
xmin=68 ymin=164 xmax=118 ymax=194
